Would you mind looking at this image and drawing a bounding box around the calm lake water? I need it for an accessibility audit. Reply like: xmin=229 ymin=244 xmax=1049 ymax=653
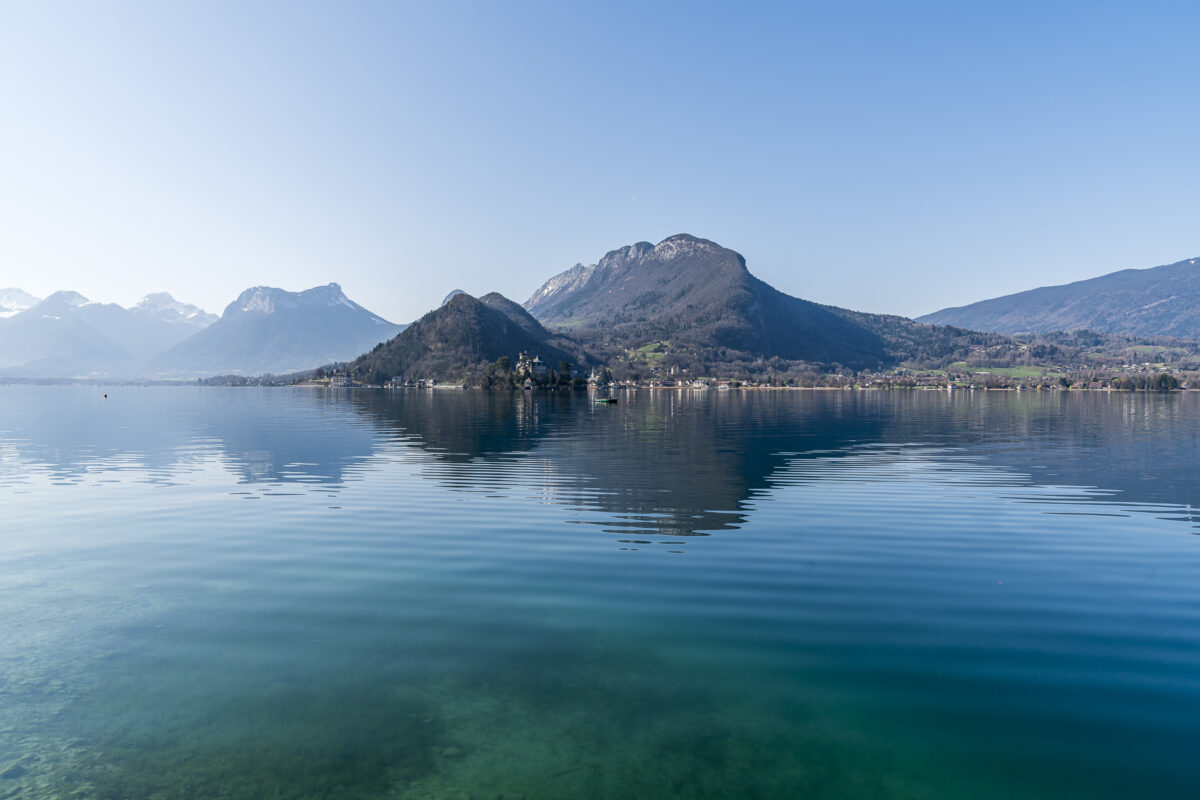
xmin=2 ymin=386 xmax=1199 ymax=799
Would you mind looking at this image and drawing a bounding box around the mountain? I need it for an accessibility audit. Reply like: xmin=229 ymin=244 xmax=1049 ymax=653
xmin=65 ymin=295 xmax=215 ymax=361
xmin=0 ymin=291 xmax=136 ymax=377
xmin=917 ymin=256 xmax=1200 ymax=337
xmin=131 ymin=292 xmax=219 ymax=332
xmin=152 ymin=283 xmax=403 ymax=377
xmin=0 ymin=288 xmax=40 ymax=319
xmin=525 ymin=234 xmax=893 ymax=369
xmin=348 ymin=292 xmax=580 ymax=383
xmin=0 ymin=290 xmax=221 ymax=378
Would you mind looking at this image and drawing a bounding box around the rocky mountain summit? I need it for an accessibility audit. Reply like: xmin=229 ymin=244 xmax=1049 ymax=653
xmin=525 ymin=234 xmax=891 ymax=369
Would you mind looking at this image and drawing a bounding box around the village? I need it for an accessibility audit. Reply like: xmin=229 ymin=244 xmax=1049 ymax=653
xmin=300 ymin=347 xmax=1197 ymax=393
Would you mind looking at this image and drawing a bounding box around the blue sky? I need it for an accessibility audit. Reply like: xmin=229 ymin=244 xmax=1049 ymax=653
xmin=1 ymin=1 xmax=1197 ymax=323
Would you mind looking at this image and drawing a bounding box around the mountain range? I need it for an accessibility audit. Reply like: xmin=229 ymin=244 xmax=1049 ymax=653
xmin=348 ymin=234 xmax=997 ymax=383
xmin=8 ymin=239 xmax=1198 ymax=383
xmin=0 ymin=284 xmax=402 ymax=379
xmin=0 ymin=291 xmax=219 ymax=378
xmin=919 ymin=256 xmax=1200 ymax=337
xmin=152 ymin=284 xmax=402 ymax=377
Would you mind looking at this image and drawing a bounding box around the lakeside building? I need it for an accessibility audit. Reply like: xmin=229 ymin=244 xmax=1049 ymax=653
xmin=516 ymin=352 xmax=549 ymax=380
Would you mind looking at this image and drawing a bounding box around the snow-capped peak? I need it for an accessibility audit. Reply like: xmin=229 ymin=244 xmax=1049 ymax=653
xmin=0 ymin=288 xmax=41 ymax=318
xmin=42 ymin=290 xmax=90 ymax=308
xmin=135 ymin=291 xmax=181 ymax=311
xmin=131 ymin=291 xmax=218 ymax=328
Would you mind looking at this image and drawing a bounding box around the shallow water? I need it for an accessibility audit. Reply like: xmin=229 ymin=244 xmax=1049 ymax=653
xmin=2 ymin=387 xmax=1199 ymax=798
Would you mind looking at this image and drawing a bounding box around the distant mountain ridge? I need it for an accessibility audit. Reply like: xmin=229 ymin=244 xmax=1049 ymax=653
xmin=0 ymin=288 xmax=40 ymax=318
xmin=918 ymin=256 xmax=1200 ymax=337
xmin=152 ymin=283 xmax=403 ymax=377
xmin=0 ymin=283 xmax=400 ymax=380
xmin=132 ymin=292 xmax=219 ymax=330
xmin=0 ymin=290 xmax=218 ymax=378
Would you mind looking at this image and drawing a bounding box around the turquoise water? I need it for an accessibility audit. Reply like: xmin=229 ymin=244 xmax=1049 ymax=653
xmin=2 ymin=387 xmax=1199 ymax=799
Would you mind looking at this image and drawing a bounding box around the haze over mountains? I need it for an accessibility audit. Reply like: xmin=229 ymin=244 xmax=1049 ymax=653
xmin=133 ymin=292 xmax=219 ymax=330
xmin=153 ymin=284 xmax=403 ymax=377
xmin=919 ymin=256 xmax=1200 ymax=337
xmin=0 ymin=291 xmax=220 ymax=378
xmin=0 ymin=288 xmax=40 ymax=319
xmin=0 ymin=284 xmax=402 ymax=379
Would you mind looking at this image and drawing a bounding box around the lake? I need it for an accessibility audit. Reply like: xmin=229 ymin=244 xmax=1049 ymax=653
xmin=2 ymin=386 xmax=1199 ymax=799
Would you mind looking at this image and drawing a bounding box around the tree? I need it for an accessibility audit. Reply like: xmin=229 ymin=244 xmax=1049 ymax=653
xmin=1155 ymin=373 xmax=1179 ymax=392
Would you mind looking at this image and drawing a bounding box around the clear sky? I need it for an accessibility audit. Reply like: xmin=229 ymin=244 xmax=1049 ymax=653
xmin=1 ymin=0 xmax=1197 ymax=323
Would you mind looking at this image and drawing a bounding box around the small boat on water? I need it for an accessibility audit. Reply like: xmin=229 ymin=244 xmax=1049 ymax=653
xmin=595 ymin=397 xmax=618 ymax=405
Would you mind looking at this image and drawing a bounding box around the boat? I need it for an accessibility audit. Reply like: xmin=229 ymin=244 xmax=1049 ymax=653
xmin=595 ymin=398 xmax=618 ymax=405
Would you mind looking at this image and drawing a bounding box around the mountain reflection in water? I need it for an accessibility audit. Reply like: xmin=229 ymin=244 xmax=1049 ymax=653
xmin=4 ymin=387 xmax=1199 ymax=538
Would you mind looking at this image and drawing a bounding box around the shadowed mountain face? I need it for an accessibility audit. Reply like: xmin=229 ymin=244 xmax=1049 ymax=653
xmin=525 ymin=234 xmax=891 ymax=369
xmin=152 ymin=283 xmax=403 ymax=377
xmin=348 ymin=292 xmax=581 ymax=383
xmin=918 ymin=256 xmax=1200 ymax=337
